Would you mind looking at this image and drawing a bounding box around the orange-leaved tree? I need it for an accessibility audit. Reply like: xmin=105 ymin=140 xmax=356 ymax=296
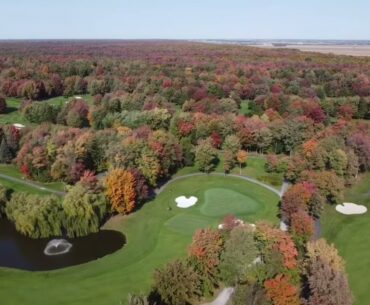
xmin=105 ymin=168 xmax=136 ymax=214
xmin=188 ymin=228 xmax=224 ymax=282
xmin=257 ymin=222 xmax=298 ymax=270
xmin=264 ymin=274 xmax=300 ymax=305
xmin=236 ymin=150 xmax=248 ymax=175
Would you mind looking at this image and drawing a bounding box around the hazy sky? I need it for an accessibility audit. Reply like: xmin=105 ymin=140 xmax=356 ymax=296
xmin=0 ymin=0 xmax=369 ymax=40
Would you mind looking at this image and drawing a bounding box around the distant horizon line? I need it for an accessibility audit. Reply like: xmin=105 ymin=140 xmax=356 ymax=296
xmin=0 ymin=38 xmax=369 ymax=41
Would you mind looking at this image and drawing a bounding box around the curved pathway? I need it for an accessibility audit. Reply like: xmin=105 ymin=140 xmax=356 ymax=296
xmin=0 ymin=173 xmax=65 ymax=196
xmin=0 ymin=170 xmax=289 ymax=200
xmin=155 ymin=172 xmax=288 ymax=198
xmin=203 ymin=287 xmax=234 ymax=305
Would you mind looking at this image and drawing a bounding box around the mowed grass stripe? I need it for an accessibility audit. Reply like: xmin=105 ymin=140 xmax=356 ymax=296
xmin=201 ymin=188 xmax=261 ymax=217
xmin=165 ymin=214 xmax=216 ymax=235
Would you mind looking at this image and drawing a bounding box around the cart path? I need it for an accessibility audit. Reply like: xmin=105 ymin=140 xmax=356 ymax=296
xmin=0 ymin=173 xmax=65 ymax=196
xmin=202 ymin=287 xmax=234 ymax=305
xmin=155 ymin=172 xmax=289 ymax=198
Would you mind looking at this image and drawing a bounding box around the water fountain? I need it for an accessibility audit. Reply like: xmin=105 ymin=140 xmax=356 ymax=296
xmin=43 ymin=239 xmax=73 ymax=256
xmin=0 ymin=219 xmax=125 ymax=270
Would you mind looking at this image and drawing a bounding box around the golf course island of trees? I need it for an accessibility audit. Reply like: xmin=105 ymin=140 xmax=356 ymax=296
xmin=0 ymin=41 xmax=369 ymax=305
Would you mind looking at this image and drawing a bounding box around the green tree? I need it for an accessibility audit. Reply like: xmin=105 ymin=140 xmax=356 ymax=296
xmin=154 ymin=259 xmax=202 ymax=305
xmin=6 ymin=193 xmax=63 ymax=238
xmin=194 ymin=139 xmax=217 ymax=173
xmin=328 ymin=149 xmax=348 ymax=176
xmin=0 ymin=185 xmax=9 ymax=216
xmin=62 ymin=184 xmax=108 ymax=237
xmin=180 ymin=137 xmax=195 ymax=166
xmin=220 ymin=226 xmax=259 ymax=285
xmin=223 ymin=149 xmax=235 ymax=173
xmin=23 ymin=102 xmax=57 ymax=123
xmin=137 ymin=147 xmax=161 ymax=186
xmin=222 ymin=135 xmax=241 ymax=154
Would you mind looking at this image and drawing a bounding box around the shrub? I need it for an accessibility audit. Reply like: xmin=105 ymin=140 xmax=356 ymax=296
xmin=23 ymin=102 xmax=57 ymax=123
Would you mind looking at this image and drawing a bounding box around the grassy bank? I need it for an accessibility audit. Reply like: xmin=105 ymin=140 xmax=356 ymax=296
xmin=322 ymin=173 xmax=370 ymax=305
xmin=175 ymin=153 xmax=284 ymax=189
xmin=0 ymin=164 xmax=65 ymax=194
xmin=0 ymin=175 xmax=279 ymax=305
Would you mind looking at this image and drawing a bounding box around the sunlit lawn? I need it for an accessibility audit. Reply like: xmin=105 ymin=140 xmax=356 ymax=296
xmin=0 ymin=175 xmax=279 ymax=305
xmin=175 ymin=153 xmax=284 ymax=189
xmin=322 ymin=173 xmax=370 ymax=305
xmin=0 ymin=164 xmax=65 ymax=194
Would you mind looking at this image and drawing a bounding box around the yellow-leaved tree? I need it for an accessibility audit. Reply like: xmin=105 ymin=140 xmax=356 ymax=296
xmin=105 ymin=168 xmax=136 ymax=214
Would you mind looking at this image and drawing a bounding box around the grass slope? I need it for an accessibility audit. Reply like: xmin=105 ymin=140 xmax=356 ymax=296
xmin=0 ymin=164 xmax=65 ymax=194
xmin=0 ymin=175 xmax=279 ymax=305
xmin=322 ymin=173 xmax=370 ymax=305
xmin=175 ymin=154 xmax=284 ymax=189
xmin=202 ymin=188 xmax=260 ymax=217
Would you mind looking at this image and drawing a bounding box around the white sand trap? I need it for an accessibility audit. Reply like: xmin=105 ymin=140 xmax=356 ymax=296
xmin=175 ymin=196 xmax=198 ymax=208
xmin=13 ymin=123 xmax=25 ymax=129
xmin=336 ymin=202 xmax=367 ymax=215
xmin=74 ymin=96 xmax=82 ymax=99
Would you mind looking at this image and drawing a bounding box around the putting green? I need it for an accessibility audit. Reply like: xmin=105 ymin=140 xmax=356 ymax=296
xmin=0 ymin=175 xmax=279 ymax=305
xmin=165 ymin=214 xmax=215 ymax=235
xmin=201 ymin=188 xmax=260 ymax=217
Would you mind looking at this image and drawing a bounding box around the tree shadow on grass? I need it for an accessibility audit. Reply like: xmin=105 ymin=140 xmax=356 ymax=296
xmin=3 ymin=107 xmax=18 ymax=115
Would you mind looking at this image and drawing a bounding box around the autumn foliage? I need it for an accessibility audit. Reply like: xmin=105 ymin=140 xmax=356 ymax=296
xmin=291 ymin=210 xmax=315 ymax=242
xmin=236 ymin=149 xmax=248 ymax=174
xmin=105 ymin=168 xmax=136 ymax=214
xmin=281 ymin=181 xmax=316 ymax=223
xmin=257 ymin=222 xmax=298 ymax=270
xmin=188 ymin=228 xmax=223 ymax=273
xmin=264 ymin=274 xmax=300 ymax=305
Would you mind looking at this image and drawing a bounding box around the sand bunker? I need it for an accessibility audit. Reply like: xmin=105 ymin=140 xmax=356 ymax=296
xmin=336 ymin=202 xmax=367 ymax=215
xmin=175 ymin=196 xmax=198 ymax=208
xmin=13 ymin=123 xmax=25 ymax=129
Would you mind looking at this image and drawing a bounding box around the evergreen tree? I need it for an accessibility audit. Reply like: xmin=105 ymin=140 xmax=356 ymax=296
xmin=0 ymin=138 xmax=13 ymax=163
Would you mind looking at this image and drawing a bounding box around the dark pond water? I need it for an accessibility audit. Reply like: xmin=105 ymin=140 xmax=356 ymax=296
xmin=0 ymin=219 xmax=125 ymax=271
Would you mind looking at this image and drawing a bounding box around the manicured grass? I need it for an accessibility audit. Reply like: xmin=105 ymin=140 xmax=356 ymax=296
xmin=0 ymin=164 xmax=65 ymax=194
xmin=322 ymin=173 xmax=370 ymax=305
xmin=0 ymin=178 xmax=46 ymax=195
xmin=239 ymin=100 xmax=252 ymax=116
xmin=201 ymin=188 xmax=260 ymax=217
xmin=0 ymin=98 xmax=29 ymax=125
xmin=165 ymin=214 xmax=214 ymax=235
xmin=175 ymin=153 xmax=284 ymax=189
xmin=0 ymin=175 xmax=280 ymax=305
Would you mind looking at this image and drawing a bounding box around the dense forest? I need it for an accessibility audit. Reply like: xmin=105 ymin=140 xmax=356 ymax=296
xmin=0 ymin=41 xmax=369 ymax=305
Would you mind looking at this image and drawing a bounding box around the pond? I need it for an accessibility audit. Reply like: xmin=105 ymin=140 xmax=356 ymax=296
xmin=0 ymin=219 xmax=125 ymax=271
